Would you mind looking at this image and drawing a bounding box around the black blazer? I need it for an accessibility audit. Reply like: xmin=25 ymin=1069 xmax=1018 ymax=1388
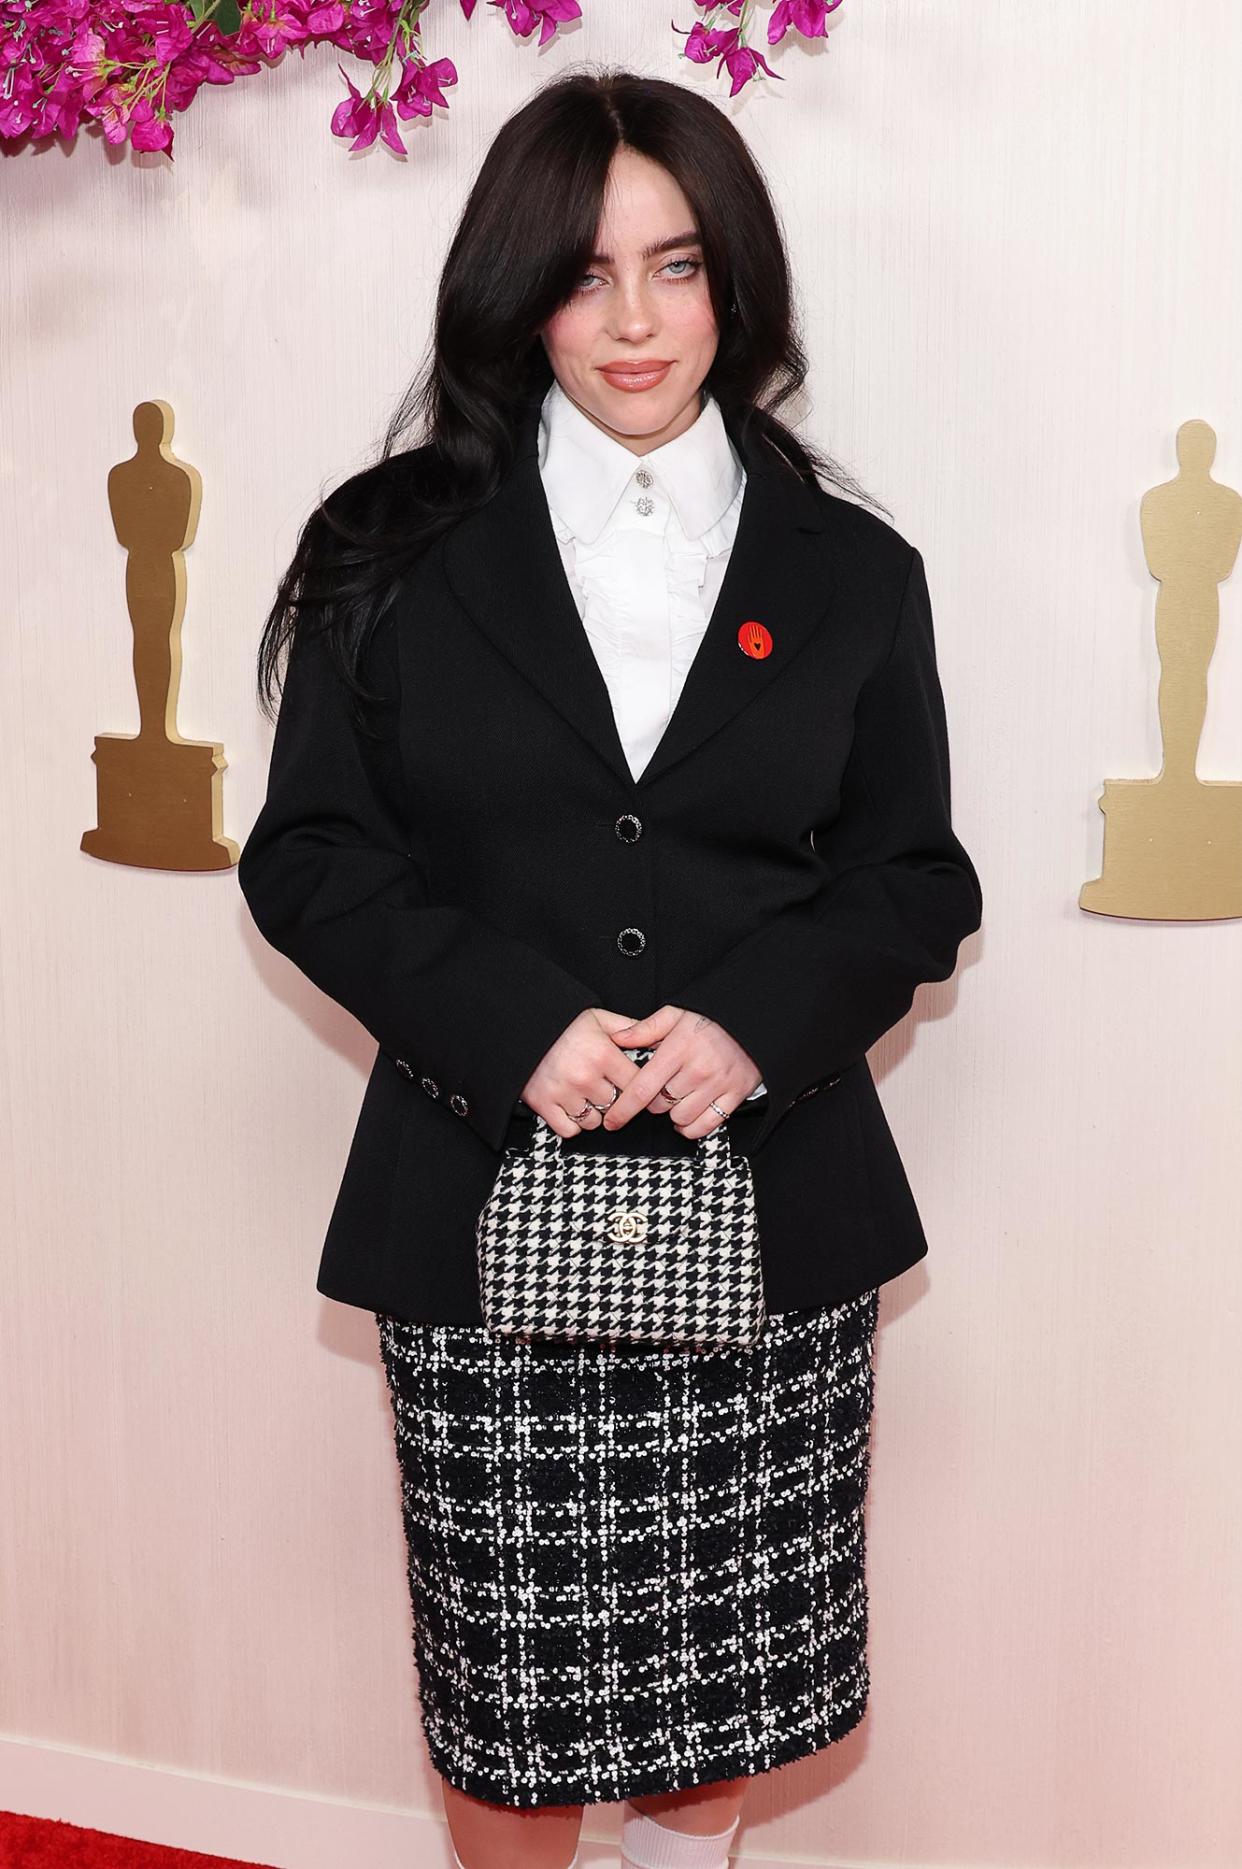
xmin=238 ymin=396 xmax=983 ymax=1325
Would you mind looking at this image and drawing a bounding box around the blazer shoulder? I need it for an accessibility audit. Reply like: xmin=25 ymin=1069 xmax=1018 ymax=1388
xmin=810 ymin=479 xmax=918 ymax=571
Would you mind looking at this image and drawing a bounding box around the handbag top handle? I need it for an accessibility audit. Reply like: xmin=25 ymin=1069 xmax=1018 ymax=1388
xmin=525 ymin=1110 xmax=738 ymax=1161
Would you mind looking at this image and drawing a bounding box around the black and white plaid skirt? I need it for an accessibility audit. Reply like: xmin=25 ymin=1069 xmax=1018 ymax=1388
xmin=375 ymin=1288 xmax=879 ymax=1809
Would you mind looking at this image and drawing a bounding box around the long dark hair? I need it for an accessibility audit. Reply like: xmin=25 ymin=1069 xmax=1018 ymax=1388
xmin=254 ymin=64 xmax=890 ymax=733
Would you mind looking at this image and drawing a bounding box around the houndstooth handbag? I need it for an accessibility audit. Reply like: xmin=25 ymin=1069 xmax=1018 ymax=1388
xmin=475 ymin=1052 xmax=767 ymax=1352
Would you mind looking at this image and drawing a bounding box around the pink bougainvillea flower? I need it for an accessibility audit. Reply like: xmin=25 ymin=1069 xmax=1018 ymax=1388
xmin=91 ymin=78 xmax=148 ymax=147
xmin=393 ymin=53 xmax=458 ymax=118
xmin=678 ymin=22 xmax=741 ymax=67
xmin=248 ymin=3 xmax=312 ymax=60
xmin=721 ymin=40 xmax=781 ymax=94
xmin=490 ymin=0 xmax=581 ymax=48
xmin=127 ymin=93 xmax=174 ymax=152
xmin=62 ymin=24 xmax=108 ymax=104
xmin=175 ymin=37 xmax=258 ymax=90
xmin=326 ymin=1 xmax=406 ymax=64
xmin=678 ymin=18 xmax=781 ymax=92
xmin=330 ymin=61 xmax=381 ymax=148
xmin=0 ymin=0 xmax=836 ymax=158
xmin=768 ymin=0 xmax=842 ymax=44
xmin=374 ymin=96 xmax=406 ymax=152
xmin=147 ymin=5 xmax=194 ymax=65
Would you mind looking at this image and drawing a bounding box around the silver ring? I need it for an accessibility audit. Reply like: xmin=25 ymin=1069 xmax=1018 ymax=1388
xmin=708 ymin=1100 xmax=728 ymax=1119
xmin=569 ymin=1101 xmax=594 ymax=1122
xmin=587 ymin=1082 xmax=621 ymax=1112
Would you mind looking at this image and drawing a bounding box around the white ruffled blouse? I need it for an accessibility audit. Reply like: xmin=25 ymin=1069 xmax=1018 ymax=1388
xmin=536 ymin=376 xmax=767 ymax=1099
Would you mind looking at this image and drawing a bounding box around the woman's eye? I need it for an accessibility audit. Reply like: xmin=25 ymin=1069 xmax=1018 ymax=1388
xmin=571 ymin=257 xmax=702 ymax=295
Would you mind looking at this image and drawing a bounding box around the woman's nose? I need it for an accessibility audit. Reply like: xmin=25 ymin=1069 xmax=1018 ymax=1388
xmin=608 ymin=285 xmax=658 ymax=339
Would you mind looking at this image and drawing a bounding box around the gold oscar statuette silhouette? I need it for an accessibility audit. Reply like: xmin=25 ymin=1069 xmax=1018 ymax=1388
xmin=1080 ymin=419 xmax=1242 ymax=920
xmin=81 ymin=399 xmax=238 ymax=871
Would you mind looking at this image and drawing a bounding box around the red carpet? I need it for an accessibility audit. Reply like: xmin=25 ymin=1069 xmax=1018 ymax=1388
xmin=0 ymin=1811 xmax=278 ymax=1867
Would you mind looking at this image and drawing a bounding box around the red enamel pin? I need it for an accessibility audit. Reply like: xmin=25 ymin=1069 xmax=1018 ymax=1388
xmin=737 ymin=619 xmax=773 ymax=659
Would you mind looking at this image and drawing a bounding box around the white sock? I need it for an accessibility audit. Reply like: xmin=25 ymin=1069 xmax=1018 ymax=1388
xmin=620 ymin=1800 xmax=740 ymax=1869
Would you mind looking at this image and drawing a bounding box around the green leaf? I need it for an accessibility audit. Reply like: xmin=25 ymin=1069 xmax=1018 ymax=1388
xmin=188 ymin=0 xmax=244 ymax=34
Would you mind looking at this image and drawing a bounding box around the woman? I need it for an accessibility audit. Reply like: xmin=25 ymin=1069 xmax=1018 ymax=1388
xmin=238 ymin=67 xmax=982 ymax=1869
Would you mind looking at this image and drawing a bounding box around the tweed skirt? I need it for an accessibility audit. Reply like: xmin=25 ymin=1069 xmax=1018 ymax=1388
xmin=375 ymin=1287 xmax=880 ymax=1809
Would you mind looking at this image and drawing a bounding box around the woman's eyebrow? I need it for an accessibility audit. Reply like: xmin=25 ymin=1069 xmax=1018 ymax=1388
xmin=588 ymin=230 xmax=703 ymax=265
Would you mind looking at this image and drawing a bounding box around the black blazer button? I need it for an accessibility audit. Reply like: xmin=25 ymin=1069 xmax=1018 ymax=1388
xmin=395 ymin=1057 xmax=415 ymax=1078
xmin=420 ymin=1076 xmax=440 ymax=1098
xmin=449 ymin=1092 xmax=469 ymax=1116
xmin=617 ymin=926 xmax=646 ymax=956
xmin=615 ymin=813 xmax=642 ymax=842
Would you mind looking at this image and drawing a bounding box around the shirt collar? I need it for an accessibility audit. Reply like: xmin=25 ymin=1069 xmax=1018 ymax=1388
xmin=537 ymin=376 xmax=743 ymax=545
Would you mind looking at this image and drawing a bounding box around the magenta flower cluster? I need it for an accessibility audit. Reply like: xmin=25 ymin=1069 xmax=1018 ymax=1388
xmin=0 ymin=0 xmax=841 ymax=157
xmin=679 ymin=0 xmax=840 ymax=97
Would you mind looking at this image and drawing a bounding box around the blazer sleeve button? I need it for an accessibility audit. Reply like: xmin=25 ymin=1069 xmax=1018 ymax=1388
xmin=395 ymin=1057 xmax=415 ymax=1078
xmin=449 ymin=1092 xmax=469 ymax=1116
xmin=420 ymin=1076 xmax=440 ymax=1098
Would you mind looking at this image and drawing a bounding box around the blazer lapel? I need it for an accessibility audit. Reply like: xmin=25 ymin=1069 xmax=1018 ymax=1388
xmin=440 ymin=391 xmax=833 ymax=794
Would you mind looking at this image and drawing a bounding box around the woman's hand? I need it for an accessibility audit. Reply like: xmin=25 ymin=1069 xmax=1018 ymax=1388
xmin=520 ymin=1006 xmax=651 ymax=1137
xmin=601 ymin=1005 xmax=764 ymax=1138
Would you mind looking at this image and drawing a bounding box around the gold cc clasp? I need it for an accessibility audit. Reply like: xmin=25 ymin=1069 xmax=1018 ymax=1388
xmin=606 ymin=1206 xmax=648 ymax=1243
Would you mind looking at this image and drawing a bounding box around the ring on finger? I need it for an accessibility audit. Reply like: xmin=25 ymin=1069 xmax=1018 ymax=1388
xmin=673 ymin=1098 xmax=729 ymax=1125
xmin=671 ymin=1096 xmax=730 ymax=1131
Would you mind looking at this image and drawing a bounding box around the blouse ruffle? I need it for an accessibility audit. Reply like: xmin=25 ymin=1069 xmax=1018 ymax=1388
xmin=558 ymin=478 xmax=746 ymax=754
